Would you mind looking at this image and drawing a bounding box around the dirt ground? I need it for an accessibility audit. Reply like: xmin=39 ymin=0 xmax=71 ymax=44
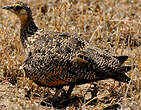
xmin=0 ymin=0 xmax=141 ymax=109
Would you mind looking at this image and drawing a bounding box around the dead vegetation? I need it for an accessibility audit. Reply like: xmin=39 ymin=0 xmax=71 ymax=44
xmin=0 ymin=0 xmax=141 ymax=109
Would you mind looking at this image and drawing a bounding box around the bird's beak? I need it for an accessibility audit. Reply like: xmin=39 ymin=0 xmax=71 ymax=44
xmin=2 ymin=6 xmax=16 ymax=14
xmin=2 ymin=6 xmax=14 ymax=11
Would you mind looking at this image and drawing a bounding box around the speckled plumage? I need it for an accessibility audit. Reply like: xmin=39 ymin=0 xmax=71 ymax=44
xmin=3 ymin=2 xmax=132 ymax=99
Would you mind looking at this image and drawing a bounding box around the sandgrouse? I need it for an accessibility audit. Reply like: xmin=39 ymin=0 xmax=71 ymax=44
xmin=2 ymin=2 xmax=132 ymax=101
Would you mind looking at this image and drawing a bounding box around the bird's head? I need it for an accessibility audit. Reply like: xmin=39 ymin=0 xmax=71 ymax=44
xmin=2 ymin=2 xmax=32 ymax=25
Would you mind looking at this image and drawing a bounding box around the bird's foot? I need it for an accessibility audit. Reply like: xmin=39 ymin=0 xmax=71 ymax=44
xmin=40 ymin=95 xmax=82 ymax=108
xmin=40 ymin=96 xmax=62 ymax=107
xmin=40 ymin=89 xmax=67 ymax=107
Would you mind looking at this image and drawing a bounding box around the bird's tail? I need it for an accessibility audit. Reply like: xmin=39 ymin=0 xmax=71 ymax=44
xmin=112 ymin=65 xmax=135 ymax=83
xmin=119 ymin=66 xmax=133 ymax=73
xmin=112 ymin=72 xmax=131 ymax=83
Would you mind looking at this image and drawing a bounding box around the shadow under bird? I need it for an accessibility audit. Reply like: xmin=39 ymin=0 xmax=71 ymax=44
xmin=2 ymin=2 xmax=133 ymax=103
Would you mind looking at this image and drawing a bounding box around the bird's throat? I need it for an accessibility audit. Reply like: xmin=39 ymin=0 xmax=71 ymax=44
xmin=19 ymin=15 xmax=29 ymax=26
xmin=20 ymin=18 xmax=38 ymax=48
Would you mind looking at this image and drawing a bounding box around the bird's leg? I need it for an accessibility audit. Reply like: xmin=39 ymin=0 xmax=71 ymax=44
xmin=52 ymin=86 xmax=64 ymax=102
xmin=65 ymin=85 xmax=75 ymax=98
xmin=40 ymin=86 xmax=64 ymax=106
xmin=55 ymin=85 xmax=75 ymax=105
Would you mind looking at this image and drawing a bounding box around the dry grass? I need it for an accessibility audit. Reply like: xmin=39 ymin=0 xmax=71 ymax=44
xmin=0 ymin=0 xmax=141 ymax=109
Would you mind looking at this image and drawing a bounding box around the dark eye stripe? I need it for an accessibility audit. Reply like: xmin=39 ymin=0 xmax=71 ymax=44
xmin=15 ymin=6 xmax=22 ymax=10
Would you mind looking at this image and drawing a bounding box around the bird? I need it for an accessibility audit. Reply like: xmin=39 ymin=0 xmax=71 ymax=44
xmin=2 ymin=2 xmax=133 ymax=102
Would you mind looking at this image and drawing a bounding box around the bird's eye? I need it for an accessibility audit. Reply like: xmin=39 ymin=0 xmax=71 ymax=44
xmin=15 ymin=6 xmax=22 ymax=10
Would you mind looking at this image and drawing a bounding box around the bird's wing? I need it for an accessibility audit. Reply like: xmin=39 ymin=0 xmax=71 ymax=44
xmin=113 ymin=56 xmax=128 ymax=64
xmin=72 ymin=46 xmax=121 ymax=75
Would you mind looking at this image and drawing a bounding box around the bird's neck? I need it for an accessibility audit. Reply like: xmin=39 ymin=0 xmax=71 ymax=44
xmin=20 ymin=18 xmax=38 ymax=48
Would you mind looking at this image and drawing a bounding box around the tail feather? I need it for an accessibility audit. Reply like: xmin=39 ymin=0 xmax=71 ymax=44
xmin=119 ymin=66 xmax=132 ymax=73
xmin=114 ymin=56 xmax=128 ymax=64
xmin=111 ymin=73 xmax=131 ymax=83
xmin=111 ymin=65 xmax=136 ymax=83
